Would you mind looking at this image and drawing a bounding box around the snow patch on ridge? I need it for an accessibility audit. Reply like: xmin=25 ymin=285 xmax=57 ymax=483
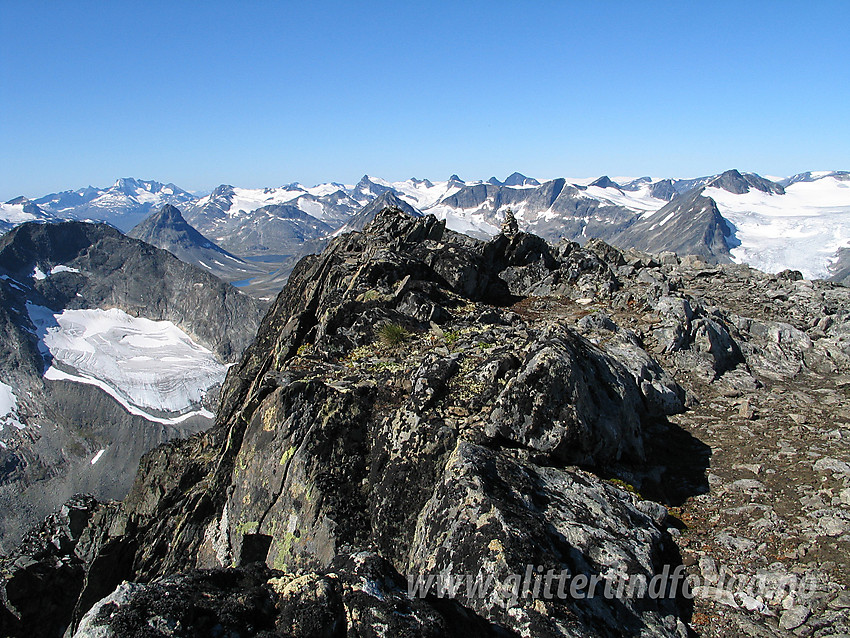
xmin=391 ymin=179 xmax=462 ymax=209
xmin=425 ymin=204 xmax=501 ymax=238
xmin=225 ymin=187 xmax=302 ymax=216
xmin=50 ymin=264 xmax=81 ymax=275
xmin=0 ymin=203 xmax=38 ymax=225
xmin=583 ymin=184 xmax=667 ymax=212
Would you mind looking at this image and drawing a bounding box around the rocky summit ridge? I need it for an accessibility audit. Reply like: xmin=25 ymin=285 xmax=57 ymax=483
xmin=2 ymin=208 xmax=850 ymax=637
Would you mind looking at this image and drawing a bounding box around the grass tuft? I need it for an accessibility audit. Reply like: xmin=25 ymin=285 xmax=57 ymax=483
xmin=377 ymin=322 xmax=410 ymax=347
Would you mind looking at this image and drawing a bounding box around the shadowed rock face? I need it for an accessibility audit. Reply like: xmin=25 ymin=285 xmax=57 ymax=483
xmin=612 ymin=190 xmax=734 ymax=263
xmin=4 ymin=208 xmax=850 ymax=637
xmin=128 ymin=204 xmax=266 ymax=284
xmin=829 ymin=247 xmax=850 ymax=286
xmin=706 ymin=169 xmax=785 ymax=195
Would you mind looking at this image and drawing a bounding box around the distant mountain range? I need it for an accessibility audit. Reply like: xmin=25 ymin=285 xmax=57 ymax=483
xmin=29 ymin=178 xmax=195 ymax=231
xmin=4 ymin=170 xmax=850 ymax=288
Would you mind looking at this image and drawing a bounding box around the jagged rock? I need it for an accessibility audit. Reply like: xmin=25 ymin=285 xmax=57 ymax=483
xmin=5 ymin=207 xmax=850 ymax=638
xmin=576 ymin=311 xmax=617 ymax=333
xmin=0 ymin=495 xmax=128 ymax=638
xmin=72 ymin=554 xmax=499 ymax=637
xmin=779 ymin=605 xmax=810 ymax=630
xmin=485 ymin=328 xmax=646 ymax=466
xmin=408 ymin=440 xmax=684 ymax=637
xmin=605 ymin=332 xmax=686 ymax=416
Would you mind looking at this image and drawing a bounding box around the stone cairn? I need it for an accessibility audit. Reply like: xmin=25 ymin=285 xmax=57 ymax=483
xmin=500 ymin=208 xmax=518 ymax=238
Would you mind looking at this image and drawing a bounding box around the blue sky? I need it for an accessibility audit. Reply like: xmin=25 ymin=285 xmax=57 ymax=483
xmin=1 ymin=1 xmax=848 ymax=200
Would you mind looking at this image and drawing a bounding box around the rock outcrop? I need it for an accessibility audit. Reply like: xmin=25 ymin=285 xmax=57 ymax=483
xmin=2 ymin=208 xmax=850 ymax=637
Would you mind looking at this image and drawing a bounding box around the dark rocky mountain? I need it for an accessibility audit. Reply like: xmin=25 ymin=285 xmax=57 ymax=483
xmin=333 ymin=190 xmax=421 ymax=234
xmin=4 ymin=208 xmax=849 ymax=637
xmin=829 ymin=247 xmax=850 ymax=286
xmin=705 ymin=169 xmax=784 ymax=195
xmin=648 ymin=179 xmax=679 ymax=201
xmin=33 ymin=178 xmax=196 ymax=232
xmin=438 ymin=181 xmax=504 ymax=210
xmin=645 ymin=170 xmax=784 ymax=199
xmin=589 ymin=175 xmax=620 ymax=189
xmin=352 ymin=174 xmax=394 ymax=202
xmin=128 ymin=204 xmax=264 ymax=284
xmin=503 ymin=171 xmax=541 ymax=187
xmin=0 ymin=221 xmax=264 ymax=553
xmin=612 ymin=190 xmax=735 ymax=262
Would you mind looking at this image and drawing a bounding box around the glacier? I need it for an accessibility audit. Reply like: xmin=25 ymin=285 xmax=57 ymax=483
xmin=706 ymin=175 xmax=850 ymax=279
xmin=26 ymin=305 xmax=226 ymax=424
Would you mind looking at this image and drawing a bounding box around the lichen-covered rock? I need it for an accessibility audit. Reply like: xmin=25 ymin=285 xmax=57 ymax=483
xmin=604 ymin=332 xmax=686 ymax=416
xmin=485 ymin=328 xmax=646 ymax=466
xmin=73 ymin=555 xmax=501 ymax=637
xmin=408 ymin=440 xmax=684 ymax=637
xmin=10 ymin=207 xmax=850 ymax=638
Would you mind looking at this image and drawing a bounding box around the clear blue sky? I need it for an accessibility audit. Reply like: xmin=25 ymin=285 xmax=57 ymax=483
xmin=2 ymin=0 xmax=848 ymax=200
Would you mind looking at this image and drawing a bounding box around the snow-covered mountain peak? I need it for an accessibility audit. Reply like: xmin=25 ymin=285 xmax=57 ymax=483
xmin=781 ymin=170 xmax=850 ymax=187
xmin=30 ymin=177 xmax=196 ymax=232
xmin=0 ymin=198 xmax=53 ymax=233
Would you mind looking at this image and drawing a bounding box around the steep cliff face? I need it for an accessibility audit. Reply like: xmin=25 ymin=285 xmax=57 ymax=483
xmin=4 ymin=209 xmax=850 ymax=637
